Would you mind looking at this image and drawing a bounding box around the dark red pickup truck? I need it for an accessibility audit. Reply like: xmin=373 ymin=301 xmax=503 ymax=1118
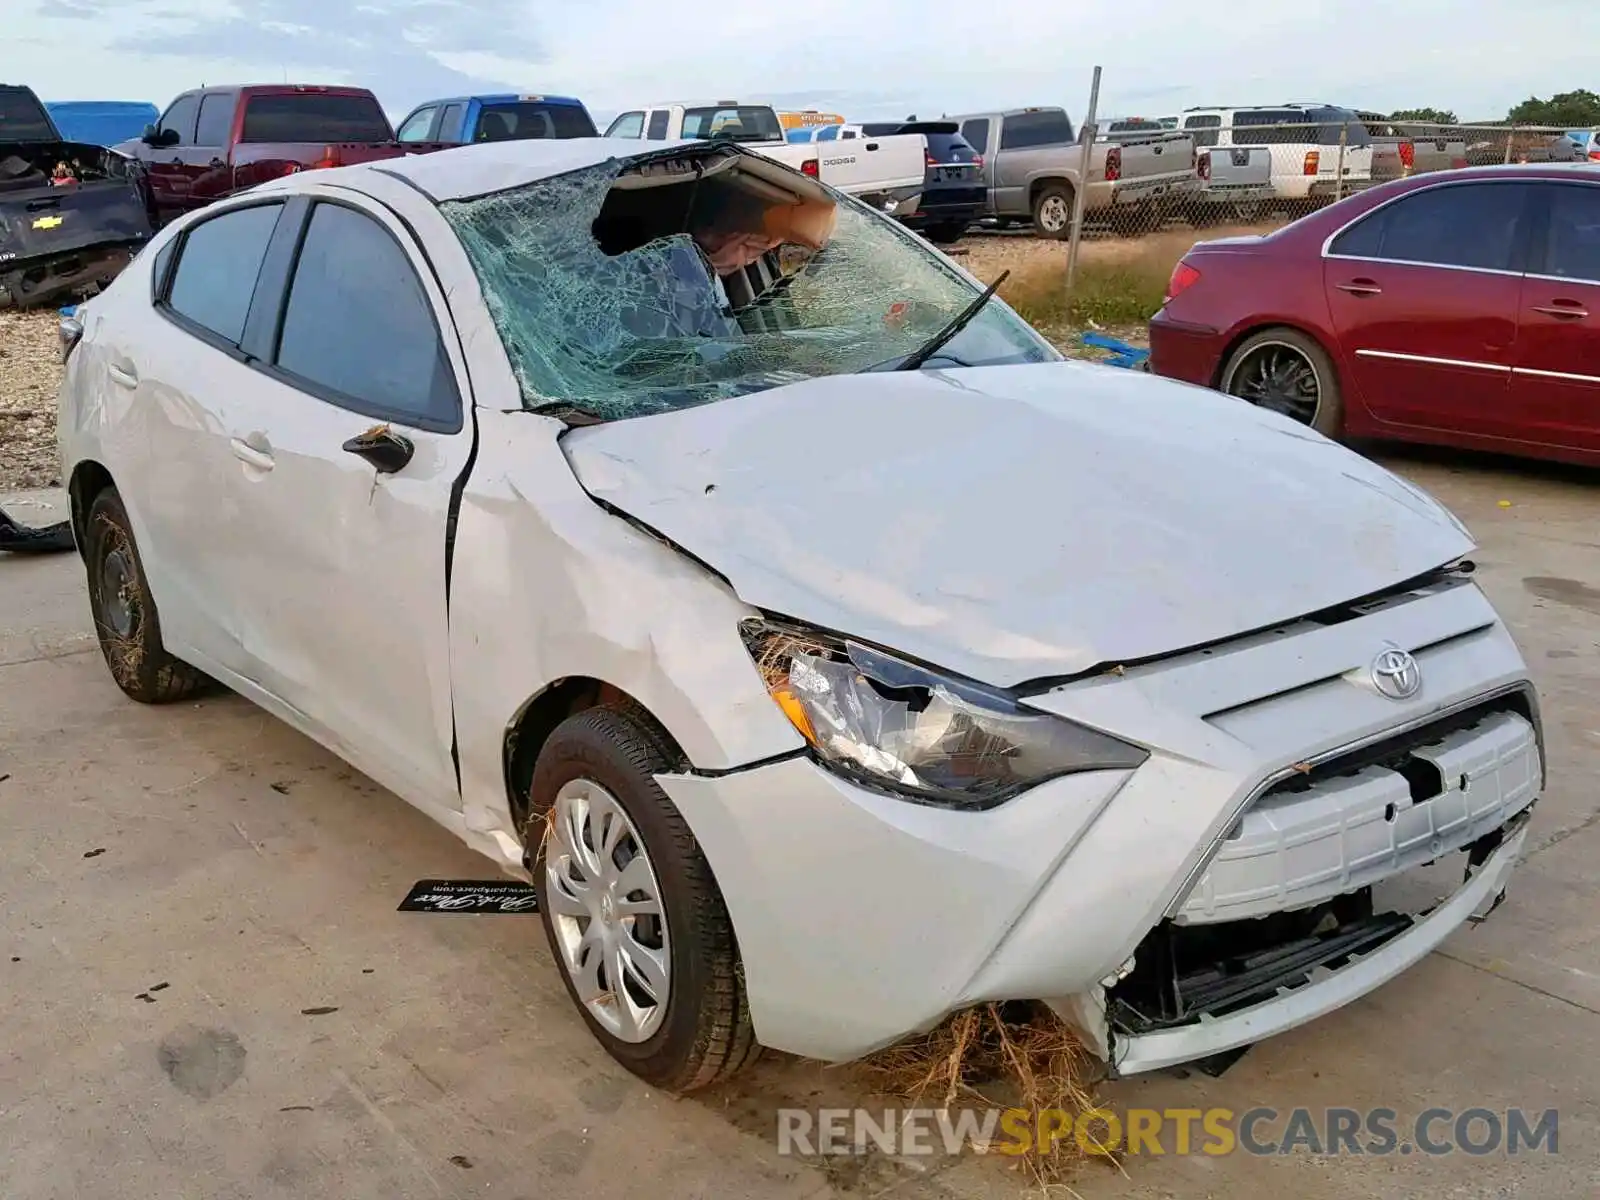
xmin=115 ymin=84 xmax=449 ymax=226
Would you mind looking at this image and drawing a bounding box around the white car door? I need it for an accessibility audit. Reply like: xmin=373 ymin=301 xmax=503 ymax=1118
xmin=97 ymin=198 xmax=293 ymax=677
xmin=210 ymin=191 xmax=475 ymax=812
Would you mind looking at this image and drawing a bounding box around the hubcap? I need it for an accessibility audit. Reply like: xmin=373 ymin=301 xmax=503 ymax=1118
xmin=1038 ymin=195 xmax=1069 ymax=231
xmin=98 ymin=546 xmax=136 ymax=637
xmin=1228 ymin=343 xmax=1321 ymax=426
xmin=545 ymin=779 xmax=670 ymax=1043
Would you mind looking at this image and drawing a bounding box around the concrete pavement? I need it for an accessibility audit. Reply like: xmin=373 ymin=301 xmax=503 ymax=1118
xmin=2 ymin=454 xmax=1597 ymax=1199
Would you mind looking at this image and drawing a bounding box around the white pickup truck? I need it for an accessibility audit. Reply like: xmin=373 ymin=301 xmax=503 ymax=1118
xmin=603 ymin=101 xmax=926 ymax=214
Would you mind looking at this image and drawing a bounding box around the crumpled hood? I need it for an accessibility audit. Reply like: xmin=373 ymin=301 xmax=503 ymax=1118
xmin=562 ymin=360 xmax=1474 ymax=687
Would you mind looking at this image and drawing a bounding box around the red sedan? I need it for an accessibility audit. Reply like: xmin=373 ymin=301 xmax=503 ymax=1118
xmin=1149 ymin=164 xmax=1600 ymax=465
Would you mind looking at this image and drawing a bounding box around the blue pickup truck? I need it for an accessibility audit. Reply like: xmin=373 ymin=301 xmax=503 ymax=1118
xmin=393 ymin=93 xmax=597 ymax=145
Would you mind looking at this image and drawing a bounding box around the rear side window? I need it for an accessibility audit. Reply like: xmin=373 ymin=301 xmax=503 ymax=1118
xmin=164 ymin=203 xmax=283 ymax=345
xmin=999 ymin=110 xmax=1075 ymax=150
xmin=239 ymin=93 xmax=391 ymax=143
xmin=193 ymin=93 xmax=235 ymax=147
xmin=1232 ymin=110 xmax=1309 ymax=146
xmin=1538 ymin=184 xmax=1600 ymax=283
xmin=960 ymin=119 xmax=990 ymax=154
xmin=1330 ymin=183 xmax=1529 ymax=272
xmin=274 ymin=203 xmax=457 ymax=428
xmin=1183 ymin=114 xmax=1221 ymax=148
xmin=157 ymin=94 xmax=200 ymax=145
xmin=396 ymin=106 xmax=437 ymax=142
xmin=645 ymin=110 xmax=669 ymax=139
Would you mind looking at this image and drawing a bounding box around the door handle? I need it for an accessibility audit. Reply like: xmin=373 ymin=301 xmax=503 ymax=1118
xmin=229 ymin=438 xmax=275 ymax=471
xmin=1336 ymin=279 xmax=1383 ymax=296
xmin=208 ymin=157 xmax=225 ymax=169
xmin=865 ymin=142 xmax=879 ymax=151
xmin=1531 ymin=302 xmax=1588 ymax=319
xmin=106 ymin=360 xmax=138 ymax=388
xmin=169 ymin=157 xmax=183 ymax=166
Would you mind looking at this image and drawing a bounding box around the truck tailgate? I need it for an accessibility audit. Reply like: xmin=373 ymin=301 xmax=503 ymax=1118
xmin=1114 ymin=132 xmax=1196 ymax=181
xmin=816 ymin=132 xmax=925 ymax=198
xmin=1202 ymin=144 xmax=1272 ymax=188
xmin=0 ymin=140 xmax=151 ymax=260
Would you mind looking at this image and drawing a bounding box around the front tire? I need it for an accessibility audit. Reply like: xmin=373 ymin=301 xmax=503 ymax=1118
xmin=83 ymin=487 xmax=209 ymax=704
xmin=526 ymin=706 xmax=758 ymax=1092
xmin=1219 ymin=327 xmax=1345 ymax=437
xmin=924 ymin=221 xmax=969 ymax=244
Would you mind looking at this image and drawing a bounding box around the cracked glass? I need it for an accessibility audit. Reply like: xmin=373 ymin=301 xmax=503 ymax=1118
xmin=440 ymin=153 xmax=1057 ymax=420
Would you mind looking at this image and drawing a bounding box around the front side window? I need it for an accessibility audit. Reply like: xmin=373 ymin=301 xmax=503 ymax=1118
xmin=158 ymin=94 xmax=200 ymax=145
xmin=274 ymin=203 xmax=457 ymax=427
xmin=680 ymin=106 xmax=783 ymax=143
xmin=1539 ymin=184 xmax=1600 ymax=283
xmin=606 ymin=111 xmax=645 ymax=139
xmin=396 ymin=106 xmax=438 ymax=142
xmin=441 ymin=150 xmax=1057 ymax=422
xmin=164 ymin=202 xmax=283 ymax=344
xmin=1330 ymin=182 xmax=1529 ymax=272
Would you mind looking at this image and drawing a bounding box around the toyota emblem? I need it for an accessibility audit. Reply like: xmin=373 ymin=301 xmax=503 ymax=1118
xmin=1370 ymin=647 xmax=1421 ymax=700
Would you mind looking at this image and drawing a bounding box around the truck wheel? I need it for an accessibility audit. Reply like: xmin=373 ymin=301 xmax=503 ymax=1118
xmin=1219 ymin=328 xmax=1345 ymax=438
xmin=924 ymin=222 xmax=969 ymax=244
xmin=527 ymin=706 xmax=759 ymax=1093
xmin=83 ymin=488 xmax=210 ymax=703
xmin=1031 ymin=185 xmax=1075 ymax=240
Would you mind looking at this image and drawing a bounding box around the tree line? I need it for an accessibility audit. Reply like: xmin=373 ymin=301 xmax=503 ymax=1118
xmin=1389 ymin=89 xmax=1600 ymax=127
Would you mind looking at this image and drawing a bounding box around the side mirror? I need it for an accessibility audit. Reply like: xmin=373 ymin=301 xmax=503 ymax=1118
xmin=140 ymin=123 xmax=161 ymax=145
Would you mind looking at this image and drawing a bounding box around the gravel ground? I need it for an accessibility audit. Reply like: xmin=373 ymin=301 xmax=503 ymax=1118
xmin=0 ymin=309 xmax=63 ymax=491
xmin=0 ymin=235 xmax=1137 ymax=493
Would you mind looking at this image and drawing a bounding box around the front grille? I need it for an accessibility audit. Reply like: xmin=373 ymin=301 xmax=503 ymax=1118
xmin=1175 ymin=690 xmax=1540 ymax=926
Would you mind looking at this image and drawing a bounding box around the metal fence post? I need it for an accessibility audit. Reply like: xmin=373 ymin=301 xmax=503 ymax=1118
xmin=1335 ymin=121 xmax=1348 ymax=202
xmin=1065 ymin=64 xmax=1101 ymax=296
xmin=1504 ymin=124 xmax=1515 ymax=164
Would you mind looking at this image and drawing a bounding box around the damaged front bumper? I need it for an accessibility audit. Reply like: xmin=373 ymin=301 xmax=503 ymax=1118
xmin=654 ymin=579 xmax=1543 ymax=1071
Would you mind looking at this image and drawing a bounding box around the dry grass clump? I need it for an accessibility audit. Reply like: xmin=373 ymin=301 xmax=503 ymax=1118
xmin=992 ymin=223 xmax=1277 ymax=333
xmin=860 ymin=1002 xmax=1109 ymax=1188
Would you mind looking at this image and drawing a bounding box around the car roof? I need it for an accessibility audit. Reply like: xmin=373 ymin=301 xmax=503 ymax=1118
xmin=305 ymin=136 xmax=708 ymax=202
xmin=414 ymin=93 xmax=588 ymax=108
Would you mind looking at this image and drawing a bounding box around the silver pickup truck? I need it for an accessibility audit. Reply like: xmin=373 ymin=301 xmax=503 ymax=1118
xmin=949 ymin=106 xmax=1199 ymax=239
xmin=1358 ymin=112 xmax=1468 ymax=177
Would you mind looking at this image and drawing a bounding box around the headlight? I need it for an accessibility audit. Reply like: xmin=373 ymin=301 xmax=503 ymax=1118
xmin=743 ymin=619 xmax=1148 ymax=809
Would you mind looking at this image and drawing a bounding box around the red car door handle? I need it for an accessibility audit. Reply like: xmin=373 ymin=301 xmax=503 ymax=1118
xmin=1531 ymin=302 xmax=1588 ymax=319
xmin=1336 ymin=279 xmax=1382 ymax=296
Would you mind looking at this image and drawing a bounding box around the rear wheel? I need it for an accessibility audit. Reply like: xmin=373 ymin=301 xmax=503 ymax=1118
xmin=527 ymin=706 xmax=758 ymax=1092
xmin=1031 ymin=184 xmax=1075 ymax=240
xmin=83 ymin=488 xmax=209 ymax=703
xmin=1219 ymin=328 xmax=1344 ymax=437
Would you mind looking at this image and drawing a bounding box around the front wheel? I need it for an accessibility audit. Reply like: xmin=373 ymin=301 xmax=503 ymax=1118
xmin=1219 ymin=328 xmax=1345 ymax=437
xmin=923 ymin=222 xmax=969 ymax=245
xmin=527 ymin=706 xmax=758 ymax=1092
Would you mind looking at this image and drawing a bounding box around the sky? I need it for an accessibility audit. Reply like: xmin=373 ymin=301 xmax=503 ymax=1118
xmin=3 ymin=0 xmax=1596 ymax=128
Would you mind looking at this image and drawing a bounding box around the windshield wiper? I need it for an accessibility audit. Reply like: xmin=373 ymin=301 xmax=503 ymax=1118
xmin=895 ymin=270 xmax=1010 ymax=371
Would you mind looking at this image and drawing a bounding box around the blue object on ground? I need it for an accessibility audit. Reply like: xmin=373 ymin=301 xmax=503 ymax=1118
xmin=1080 ymin=331 xmax=1151 ymax=370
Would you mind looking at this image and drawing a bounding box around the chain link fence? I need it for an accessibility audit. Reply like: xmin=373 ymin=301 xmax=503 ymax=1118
xmin=1065 ymin=113 xmax=1588 ymax=240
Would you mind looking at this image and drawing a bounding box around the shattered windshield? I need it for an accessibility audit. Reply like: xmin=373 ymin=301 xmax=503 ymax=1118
xmin=441 ymin=150 xmax=1057 ymax=421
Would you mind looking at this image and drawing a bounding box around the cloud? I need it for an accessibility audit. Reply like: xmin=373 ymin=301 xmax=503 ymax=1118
xmin=6 ymin=0 xmax=1600 ymax=123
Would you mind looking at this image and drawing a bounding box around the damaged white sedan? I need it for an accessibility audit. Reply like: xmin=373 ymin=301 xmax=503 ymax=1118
xmin=57 ymin=136 xmax=1543 ymax=1091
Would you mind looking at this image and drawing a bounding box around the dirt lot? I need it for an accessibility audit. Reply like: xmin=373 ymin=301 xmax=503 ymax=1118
xmin=0 ymin=309 xmax=62 ymax=491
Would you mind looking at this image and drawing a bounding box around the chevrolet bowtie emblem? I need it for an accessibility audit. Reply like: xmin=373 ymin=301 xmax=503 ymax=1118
xmin=32 ymin=214 xmax=64 ymax=229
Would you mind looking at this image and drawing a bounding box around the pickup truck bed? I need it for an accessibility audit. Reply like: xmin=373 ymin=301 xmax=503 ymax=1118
xmin=0 ymin=80 xmax=154 ymax=308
